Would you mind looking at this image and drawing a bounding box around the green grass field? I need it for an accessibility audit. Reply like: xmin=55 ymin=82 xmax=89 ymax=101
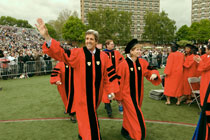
xmin=0 ymin=69 xmax=200 ymax=140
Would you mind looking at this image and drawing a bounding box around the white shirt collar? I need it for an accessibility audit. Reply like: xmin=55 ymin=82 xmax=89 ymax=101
xmin=89 ymin=48 xmax=96 ymax=55
xmin=127 ymin=54 xmax=136 ymax=62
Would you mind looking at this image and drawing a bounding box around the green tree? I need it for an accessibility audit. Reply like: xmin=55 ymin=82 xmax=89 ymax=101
xmin=87 ymin=7 xmax=132 ymax=45
xmin=62 ymin=16 xmax=86 ymax=43
xmin=48 ymin=9 xmax=78 ymax=40
xmin=189 ymin=22 xmax=200 ymax=43
xmin=45 ymin=24 xmax=58 ymax=40
xmin=175 ymin=25 xmax=191 ymax=41
xmin=142 ymin=11 xmax=176 ymax=44
xmin=195 ymin=19 xmax=210 ymax=43
xmin=0 ymin=16 xmax=32 ymax=28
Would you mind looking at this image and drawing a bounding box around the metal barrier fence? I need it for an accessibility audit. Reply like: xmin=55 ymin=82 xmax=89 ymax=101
xmin=0 ymin=56 xmax=168 ymax=80
xmin=0 ymin=60 xmax=57 ymax=80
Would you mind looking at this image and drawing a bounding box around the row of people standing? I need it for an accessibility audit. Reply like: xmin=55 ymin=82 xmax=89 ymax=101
xmin=162 ymin=42 xmax=210 ymax=140
xmin=36 ymin=18 xmax=161 ymax=140
xmin=164 ymin=43 xmax=210 ymax=107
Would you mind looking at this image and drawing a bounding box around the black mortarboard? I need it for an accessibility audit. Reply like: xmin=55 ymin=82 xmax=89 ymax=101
xmin=125 ymin=39 xmax=138 ymax=54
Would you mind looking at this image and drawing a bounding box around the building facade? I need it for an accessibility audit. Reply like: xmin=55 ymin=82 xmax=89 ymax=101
xmin=80 ymin=0 xmax=160 ymax=40
xmin=192 ymin=0 xmax=210 ymax=23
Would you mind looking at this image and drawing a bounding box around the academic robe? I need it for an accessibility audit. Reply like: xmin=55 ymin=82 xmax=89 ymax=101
xmin=42 ymin=39 xmax=119 ymax=140
xmin=50 ymin=62 xmax=75 ymax=114
xmin=197 ymin=54 xmax=210 ymax=106
xmin=164 ymin=51 xmax=184 ymax=97
xmin=183 ymin=54 xmax=200 ymax=95
xmin=117 ymin=57 xmax=161 ymax=140
xmin=102 ymin=49 xmax=124 ymax=103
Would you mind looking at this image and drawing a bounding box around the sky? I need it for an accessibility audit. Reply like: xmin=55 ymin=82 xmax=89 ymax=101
xmin=0 ymin=0 xmax=191 ymax=29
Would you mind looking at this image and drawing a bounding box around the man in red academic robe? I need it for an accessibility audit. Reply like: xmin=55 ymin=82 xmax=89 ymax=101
xmin=183 ymin=44 xmax=199 ymax=104
xmin=102 ymin=39 xmax=124 ymax=117
xmin=36 ymin=18 xmax=119 ymax=140
xmin=50 ymin=61 xmax=76 ymax=123
xmin=117 ymin=39 xmax=161 ymax=140
xmin=164 ymin=43 xmax=184 ymax=105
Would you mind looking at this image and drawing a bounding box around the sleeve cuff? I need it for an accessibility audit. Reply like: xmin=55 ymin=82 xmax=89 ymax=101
xmin=46 ymin=39 xmax=52 ymax=48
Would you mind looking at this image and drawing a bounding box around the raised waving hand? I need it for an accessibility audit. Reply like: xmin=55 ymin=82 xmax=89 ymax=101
xmin=35 ymin=18 xmax=51 ymax=42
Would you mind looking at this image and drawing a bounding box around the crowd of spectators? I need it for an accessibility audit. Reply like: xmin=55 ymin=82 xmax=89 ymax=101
xmin=0 ymin=25 xmax=171 ymax=80
xmin=0 ymin=25 xmax=54 ymax=79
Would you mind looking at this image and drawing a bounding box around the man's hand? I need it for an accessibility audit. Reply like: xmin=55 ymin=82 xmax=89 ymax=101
xmin=55 ymin=81 xmax=62 ymax=85
xmin=150 ymin=74 xmax=157 ymax=80
xmin=35 ymin=18 xmax=51 ymax=42
xmin=108 ymin=93 xmax=115 ymax=100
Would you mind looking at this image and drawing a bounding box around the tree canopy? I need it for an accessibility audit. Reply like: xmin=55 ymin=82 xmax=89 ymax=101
xmin=0 ymin=16 xmax=32 ymax=28
xmin=45 ymin=24 xmax=58 ymax=40
xmin=142 ymin=11 xmax=176 ymax=45
xmin=48 ymin=9 xmax=79 ymax=40
xmin=62 ymin=16 xmax=86 ymax=43
xmin=176 ymin=19 xmax=210 ymax=44
xmin=87 ymin=7 xmax=132 ymax=45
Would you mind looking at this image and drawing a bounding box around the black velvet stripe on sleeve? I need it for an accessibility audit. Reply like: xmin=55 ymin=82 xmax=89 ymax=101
xmin=94 ymin=48 xmax=102 ymax=107
xmin=65 ymin=64 xmax=70 ymax=98
xmin=53 ymin=68 xmax=60 ymax=71
xmin=50 ymin=75 xmax=58 ymax=77
xmin=108 ymin=70 xmax=116 ymax=77
xmin=83 ymin=47 xmax=100 ymax=140
xmin=107 ymin=65 xmax=114 ymax=72
xmin=109 ymin=74 xmax=118 ymax=82
xmin=51 ymin=71 xmax=59 ymax=74
xmin=136 ymin=59 xmax=142 ymax=105
xmin=126 ymin=57 xmax=145 ymax=140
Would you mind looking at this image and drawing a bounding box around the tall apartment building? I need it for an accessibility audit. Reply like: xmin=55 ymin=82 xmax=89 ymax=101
xmin=80 ymin=0 xmax=160 ymax=40
xmin=192 ymin=0 xmax=210 ymax=23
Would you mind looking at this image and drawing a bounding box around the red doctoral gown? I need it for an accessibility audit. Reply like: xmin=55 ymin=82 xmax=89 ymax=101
xmin=183 ymin=54 xmax=199 ymax=95
xmin=42 ymin=39 xmax=119 ymax=140
xmin=102 ymin=50 xmax=124 ymax=103
xmin=164 ymin=51 xmax=184 ymax=97
xmin=197 ymin=54 xmax=210 ymax=106
xmin=50 ymin=62 xmax=75 ymax=114
xmin=117 ymin=57 xmax=161 ymax=140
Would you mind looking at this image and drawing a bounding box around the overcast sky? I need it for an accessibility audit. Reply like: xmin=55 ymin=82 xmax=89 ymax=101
xmin=0 ymin=0 xmax=191 ymax=29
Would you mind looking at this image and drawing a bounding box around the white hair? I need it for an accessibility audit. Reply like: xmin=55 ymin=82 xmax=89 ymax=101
xmin=85 ymin=29 xmax=99 ymax=42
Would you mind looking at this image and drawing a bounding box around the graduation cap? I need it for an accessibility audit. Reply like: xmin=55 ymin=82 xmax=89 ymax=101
xmin=125 ymin=39 xmax=138 ymax=54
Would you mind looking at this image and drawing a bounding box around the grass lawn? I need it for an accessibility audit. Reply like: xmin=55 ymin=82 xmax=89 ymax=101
xmin=0 ymin=69 xmax=199 ymax=140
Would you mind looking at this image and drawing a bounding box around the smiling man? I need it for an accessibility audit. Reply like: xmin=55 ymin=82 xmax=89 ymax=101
xmin=36 ymin=18 xmax=119 ymax=140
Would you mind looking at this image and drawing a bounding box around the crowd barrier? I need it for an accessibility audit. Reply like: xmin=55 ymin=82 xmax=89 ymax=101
xmin=0 ymin=60 xmax=57 ymax=80
xmin=0 ymin=56 xmax=168 ymax=80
